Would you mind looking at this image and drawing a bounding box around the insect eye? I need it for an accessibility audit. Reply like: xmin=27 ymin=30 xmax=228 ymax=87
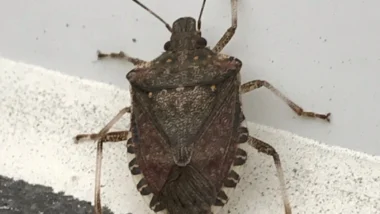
xmin=196 ymin=37 xmax=207 ymax=48
xmin=164 ymin=41 xmax=171 ymax=51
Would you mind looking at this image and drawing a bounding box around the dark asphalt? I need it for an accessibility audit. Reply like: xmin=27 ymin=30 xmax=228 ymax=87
xmin=0 ymin=175 xmax=114 ymax=214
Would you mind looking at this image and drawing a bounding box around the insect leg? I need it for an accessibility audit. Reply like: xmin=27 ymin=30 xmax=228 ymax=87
xmin=74 ymin=130 xmax=130 ymax=143
xmin=98 ymin=131 xmax=130 ymax=214
xmin=97 ymin=50 xmax=146 ymax=66
xmin=74 ymin=106 xmax=131 ymax=214
xmin=95 ymin=106 xmax=131 ymax=138
xmin=247 ymin=136 xmax=292 ymax=214
xmin=74 ymin=106 xmax=131 ymax=144
xmin=212 ymin=0 xmax=238 ymax=53
xmin=240 ymin=80 xmax=331 ymax=122
xmin=75 ymin=131 xmax=130 ymax=214
xmin=77 ymin=130 xmax=130 ymax=214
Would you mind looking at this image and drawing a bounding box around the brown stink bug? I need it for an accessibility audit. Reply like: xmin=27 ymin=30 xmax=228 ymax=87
xmin=74 ymin=0 xmax=331 ymax=213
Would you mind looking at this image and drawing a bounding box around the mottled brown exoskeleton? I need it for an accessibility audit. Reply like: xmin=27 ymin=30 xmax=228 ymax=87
xmin=74 ymin=0 xmax=331 ymax=214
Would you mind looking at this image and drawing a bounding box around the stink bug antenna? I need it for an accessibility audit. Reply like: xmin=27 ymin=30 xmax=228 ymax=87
xmin=197 ymin=0 xmax=207 ymax=31
xmin=132 ymin=0 xmax=172 ymax=32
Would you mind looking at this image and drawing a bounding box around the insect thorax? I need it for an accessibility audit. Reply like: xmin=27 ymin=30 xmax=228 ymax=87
xmin=128 ymin=46 xmax=240 ymax=163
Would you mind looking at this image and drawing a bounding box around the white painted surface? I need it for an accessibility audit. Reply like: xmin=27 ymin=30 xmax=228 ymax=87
xmin=1 ymin=58 xmax=380 ymax=214
xmin=0 ymin=0 xmax=379 ymax=155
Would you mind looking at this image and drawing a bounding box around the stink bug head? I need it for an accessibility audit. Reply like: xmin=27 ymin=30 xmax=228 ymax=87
xmin=132 ymin=0 xmax=208 ymax=52
xmin=164 ymin=17 xmax=208 ymax=51
xmin=172 ymin=17 xmax=197 ymax=32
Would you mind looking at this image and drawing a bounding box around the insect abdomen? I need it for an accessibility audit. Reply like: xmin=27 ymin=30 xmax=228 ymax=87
xmin=159 ymin=164 xmax=216 ymax=214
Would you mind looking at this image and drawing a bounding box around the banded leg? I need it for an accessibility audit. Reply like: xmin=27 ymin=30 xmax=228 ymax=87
xmin=94 ymin=106 xmax=132 ymax=140
xmin=74 ymin=130 xmax=130 ymax=144
xmin=241 ymin=80 xmax=331 ymax=122
xmin=74 ymin=106 xmax=131 ymax=214
xmin=97 ymin=50 xmax=146 ymax=66
xmin=74 ymin=106 xmax=131 ymax=144
xmin=212 ymin=0 xmax=238 ymax=53
xmin=75 ymin=131 xmax=130 ymax=214
xmin=248 ymin=136 xmax=291 ymax=214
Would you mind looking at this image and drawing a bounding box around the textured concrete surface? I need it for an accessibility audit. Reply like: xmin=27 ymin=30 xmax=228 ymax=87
xmin=1 ymin=0 xmax=380 ymax=155
xmin=0 ymin=175 xmax=114 ymax=214
xmin=1 ymin=57 xmax=380 ymax=214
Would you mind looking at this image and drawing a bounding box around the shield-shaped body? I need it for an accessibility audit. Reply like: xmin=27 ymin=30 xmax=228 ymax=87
xmin=126 ymin=17 xmax=248 ymax=214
